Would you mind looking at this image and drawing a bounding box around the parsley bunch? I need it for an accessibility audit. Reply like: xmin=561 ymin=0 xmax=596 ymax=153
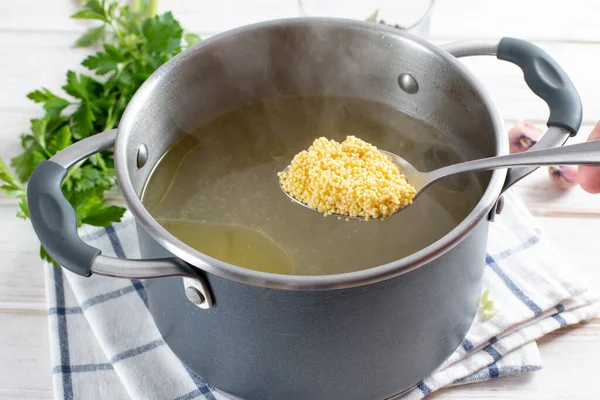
xmin=0 ymin=0 xmax=199 ymax=264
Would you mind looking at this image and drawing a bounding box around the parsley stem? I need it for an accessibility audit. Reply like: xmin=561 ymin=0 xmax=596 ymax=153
xmin=95 ymin=154 xmax=108 ymax=172
xmin=149 ymin=0 xmax=158 ymax=17
xmin=131 ymin=0 xmax=141 ymax=13
xmin=108 ymin=19 xmax=142 ymax=62
xmin=62 ymin=159 xmax=86 ymax=187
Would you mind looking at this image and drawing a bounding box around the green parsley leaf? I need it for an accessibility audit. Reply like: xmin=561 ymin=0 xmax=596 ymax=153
xmin=71 ymin=1 xmax=108 ymax=23
xmin=184 ymin=32 xmax=201 ymax=47
xmin=141 ymin=12 xmax=183 ymax=54
xmin=27 ymin=89 xmax=70 ymax=119
xmin=62 ymin=71 xmax=102 ymax=101
xmin=69 ymin=164 xmax=116 ymax=191
xmin=75 ymin=24 xmax=107 ymax=47
xmin=31 ymin=117 xmax=49 ymax=151
xmin=81 ymin=203 xmax=126 ymax=227
xmin=65 ymin=186 xmax=124 ymax=228
xmin=17 ymin=198 xmax=30 ymax=220
xmin=0 ymin=185 xmax=23 ymax=198
xmin=40 ymin=245 xmax=58 ymax=266
xmin=10 ymin=147 xmax=47 ymax=183
xmin=0 ymin=157 xmax=26 ymax=201
xmin=82 ymin=44 xmax=127 ymax=75
xmin=71 ymin=102 xmax=96 ymax=139
xmin=8 ymin=0 xmax=188 ymax=265
xmin=47 ymin=125 xmax=73 ymax=155
xmin=365 ymin=9 xmax=379 ymax=23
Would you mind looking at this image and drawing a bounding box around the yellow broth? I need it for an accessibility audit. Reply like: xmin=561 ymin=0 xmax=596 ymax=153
xmin=141 ymin=96 xmax=484 ymax=275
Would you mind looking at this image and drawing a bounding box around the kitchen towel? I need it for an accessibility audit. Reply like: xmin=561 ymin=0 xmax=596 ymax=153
xmin=44 ymin=190 xmax=599 ymax=400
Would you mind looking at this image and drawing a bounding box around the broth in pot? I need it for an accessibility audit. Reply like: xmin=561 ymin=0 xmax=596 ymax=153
xmin=141 ymin=96 xmax=484 ymax=275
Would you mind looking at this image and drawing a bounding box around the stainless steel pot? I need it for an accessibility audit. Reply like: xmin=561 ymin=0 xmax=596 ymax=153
xmin=26 ymin=18 xmax=582 ymax=400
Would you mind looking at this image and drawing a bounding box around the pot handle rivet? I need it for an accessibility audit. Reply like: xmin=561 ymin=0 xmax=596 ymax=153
xmin=183 ymin=277 xmax=214 ymax=309
xmin=398 ymin=73 xmax=419 ymax=94
xmin=185 ymin=286 xmax=206 ymax=305
xmin=137 ymin=144 xmax=148 ymax=168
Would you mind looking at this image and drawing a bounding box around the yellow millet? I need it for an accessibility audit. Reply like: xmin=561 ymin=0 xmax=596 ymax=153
xmin=278 ymin=136 xmax=417 ymax=220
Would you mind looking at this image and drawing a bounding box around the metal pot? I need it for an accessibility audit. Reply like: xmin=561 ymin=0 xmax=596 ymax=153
xmin=26 ymin=18 xmax=582 ymax=400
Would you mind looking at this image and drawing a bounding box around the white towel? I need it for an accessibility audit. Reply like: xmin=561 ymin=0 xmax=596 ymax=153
xmin=44 ymin=191 xmax=599 ymax=400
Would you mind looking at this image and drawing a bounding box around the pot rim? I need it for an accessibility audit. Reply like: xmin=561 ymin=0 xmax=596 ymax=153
xmin=115 ymin=17 xmax=508 ymax=290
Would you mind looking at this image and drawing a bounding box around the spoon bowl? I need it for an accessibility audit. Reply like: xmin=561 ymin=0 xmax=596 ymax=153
xmin=279 ymin=139 xmax=600 ymax=220
xmin=278 ymin=149 xmax=429 ymax=220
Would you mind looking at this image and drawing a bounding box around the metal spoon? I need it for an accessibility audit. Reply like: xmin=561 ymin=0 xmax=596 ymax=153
xmin=279 ymin=139 xmax=600 ymax=220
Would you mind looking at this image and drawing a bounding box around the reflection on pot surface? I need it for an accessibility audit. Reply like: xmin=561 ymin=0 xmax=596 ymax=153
xmin=141 ymin=95 xmax=484 ymax=275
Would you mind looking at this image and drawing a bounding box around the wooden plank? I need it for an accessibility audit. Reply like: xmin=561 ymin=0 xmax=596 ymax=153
xmin=429 ymin=0 xmax=600 ymax=43
xmin=0 ymin=32 xmax=93 ymax=112
xmin=3 ymin=0 xmax=600 ymax=44
xmin=0 ymin=390 xmax=53 ymax=400
xmin=0 ymin=110 xmax=38 ymax=166
xmin=0 ymin=309 xmax=53 ymax=399
xmin=536 ymin=215 xmax=600 ymax=289
xmin=0 ymin=205 xmax=47 ymax=307
xmin=0 ymin=0 xmax=299 ymax=35
xmin=0 ymin=0 xmax=83 ymax=32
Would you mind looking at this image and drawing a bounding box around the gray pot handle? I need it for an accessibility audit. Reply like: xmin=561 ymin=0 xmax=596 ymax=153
xmin=26 ymin=129 xmax=213 ymax=308
xmin=441 ymin=37 xmax=583 ymax=192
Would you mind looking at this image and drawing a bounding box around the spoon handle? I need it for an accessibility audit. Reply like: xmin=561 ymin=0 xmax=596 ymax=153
xmin=429 ymin=139 xmax=600 ymax=182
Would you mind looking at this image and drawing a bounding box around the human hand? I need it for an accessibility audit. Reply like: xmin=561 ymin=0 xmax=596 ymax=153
xmin=577 ymin=121 xmax=600 ymax=194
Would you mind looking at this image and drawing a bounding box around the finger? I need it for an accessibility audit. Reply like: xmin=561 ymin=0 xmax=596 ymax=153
xmin=577 ymin=121 xmax=600 ymax=194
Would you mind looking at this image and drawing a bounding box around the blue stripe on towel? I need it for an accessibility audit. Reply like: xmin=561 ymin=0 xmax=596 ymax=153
xmin=491 ymin=235 xmax=540 ymax=262
xmin=182 ymin=364 xmax=217 ymax=400
xmin=461 ymin=338 xmax=474 ymax=352
xmin=48 ymin=306 xmax=83 ymax=315
xmin=48 ymin=282 xmax=150 ymax=315
xmin=483 ymin=345 xmax=502 ymax=362
xmin=131 ymin=279 xmax=149 ymax=308
xmin=105 ymin=226 xmax=149 ymax=309
xmin=417 ymin=381 xmax=432 ymax=395
xmin=174 ymin=390 xmax=203 ymax=400
xmin=52 ymin=339 xmax=168 ymax=375
xmin=174 ymin=386 xmax=217 ymax=400
xmin=81 ymin=285 xmax=138 ymax=309
xmin=484 ymin=345 xmax=503 ymax=378
xmin=486 ymin=254 xmax=543 ymax=316
xmin=552 ymin=313 xmax=568 ymax=327
xmin=49 ymin=286 xmax=136 ymax=315
xmin=498 ymin=364 xmax=542 ymax=376
xmin=452 ymin=368 xmax=490 ymax=384
xmin=105 ymin=225 xmax=126 ymax=258
xmin=80 ymin=222 xmax=129 ymax=242
xmin=110 ymin=339 xmax=166 ymax=364
xmin=53 ymin=267 xmax=74 ymax=400
xmin=553 ymin=304 xmax=568 ymax=326
xmin=488 ymin=362 xmax=500 ymax=378
xmin=53 ymin=363 xmax=113 ymax=374
xmin=452 ymin=364 xmax=541 ymax=385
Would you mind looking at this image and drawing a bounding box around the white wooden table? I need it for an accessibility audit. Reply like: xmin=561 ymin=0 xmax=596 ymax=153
xmin=0 ymin=1 xmax=599 ymax=399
